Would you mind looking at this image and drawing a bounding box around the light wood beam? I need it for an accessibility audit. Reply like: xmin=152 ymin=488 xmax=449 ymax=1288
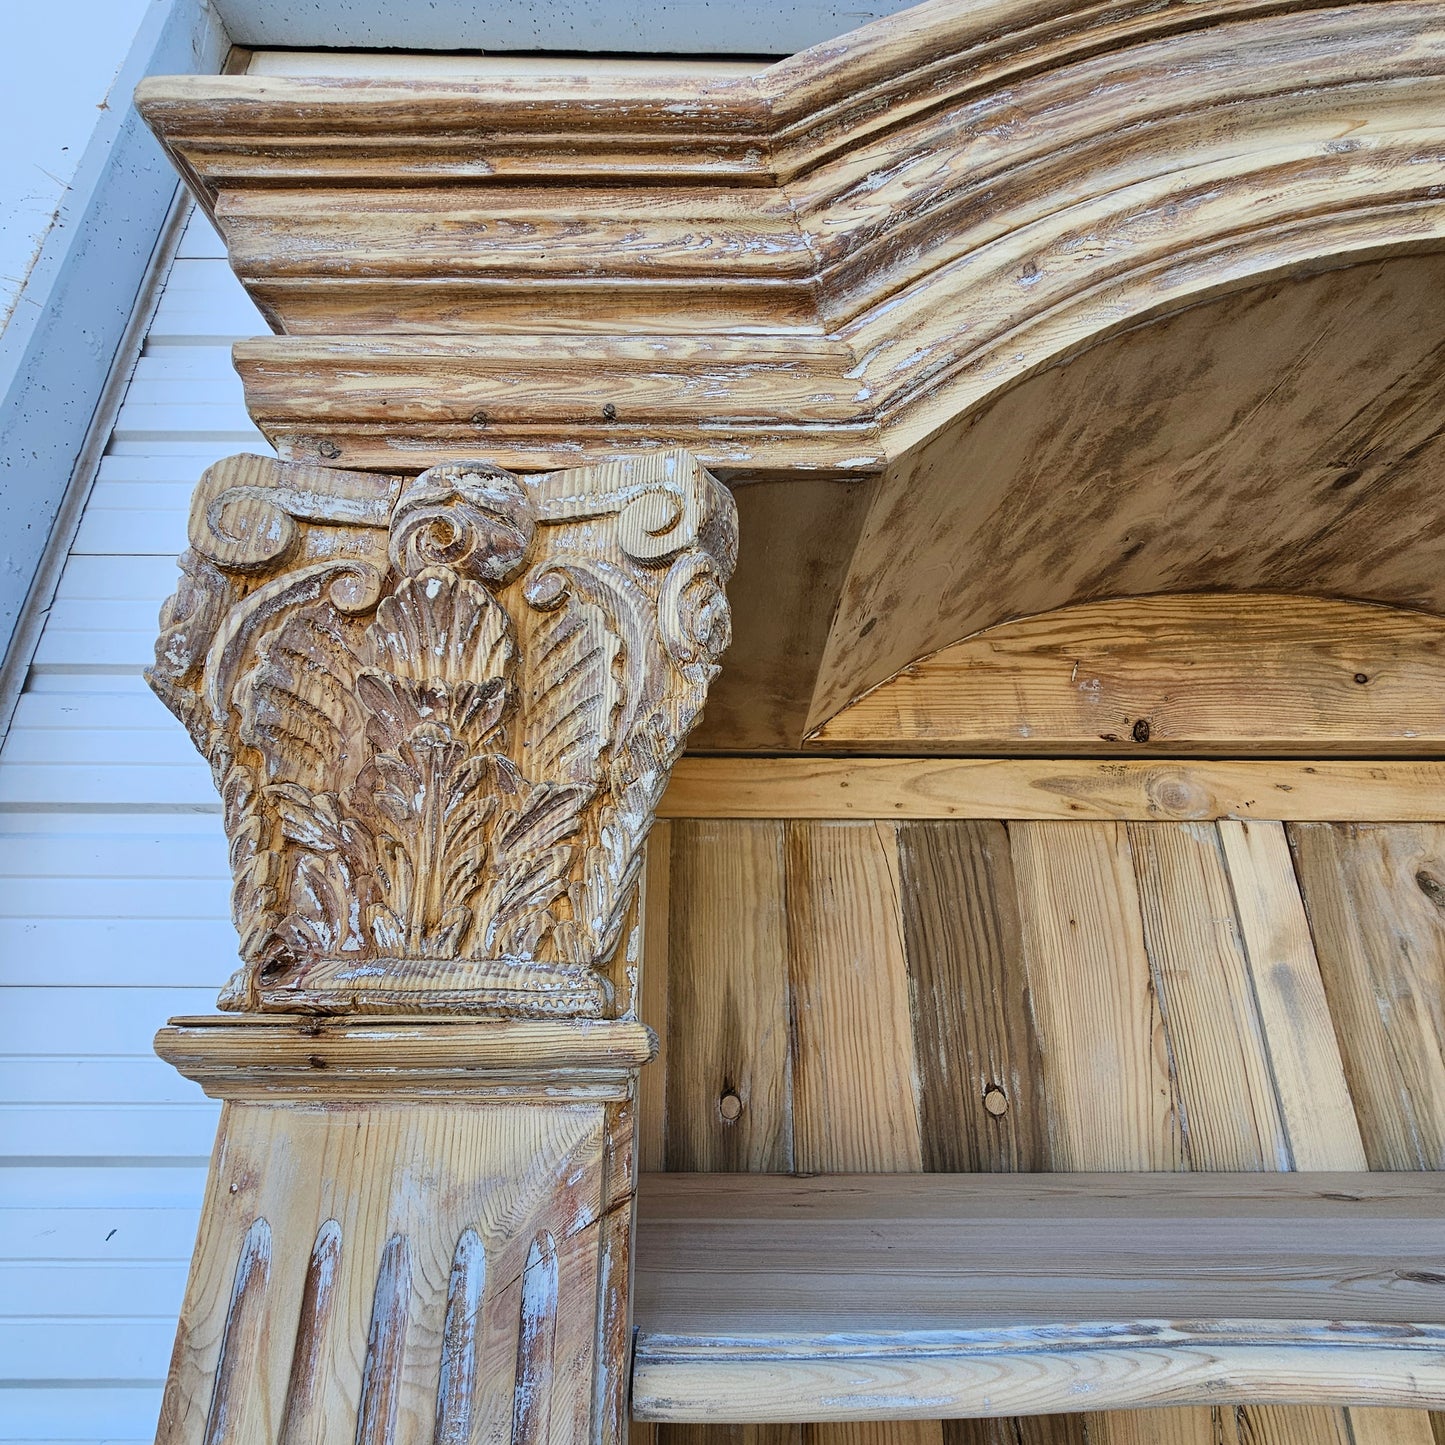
xmin=630 ymin=1172 xmax=1445 ymax=1421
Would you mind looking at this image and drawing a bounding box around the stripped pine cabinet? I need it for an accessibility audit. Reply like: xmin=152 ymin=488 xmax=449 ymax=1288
xmin=115 ymin=0 xmax=1445 ymax=1438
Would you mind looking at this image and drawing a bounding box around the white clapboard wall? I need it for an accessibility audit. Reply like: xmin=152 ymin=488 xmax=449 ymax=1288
xmin=0 ymin=210 xmax=268 ymax=1443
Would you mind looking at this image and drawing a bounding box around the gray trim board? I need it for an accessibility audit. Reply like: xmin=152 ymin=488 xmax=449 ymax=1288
xmin=209 ymin=0 xmax=917 ymax=54
xmin=0 ymin=0 xmax=229 ymax=677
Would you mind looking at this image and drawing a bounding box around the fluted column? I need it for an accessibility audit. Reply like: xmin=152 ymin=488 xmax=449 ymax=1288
xmin=146 ymin=448 xmax=735 ymax=1443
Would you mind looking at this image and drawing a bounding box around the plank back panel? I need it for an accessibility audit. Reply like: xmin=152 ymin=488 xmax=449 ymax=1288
xmin=645 ymin=801 xmax=1443 ymax=1442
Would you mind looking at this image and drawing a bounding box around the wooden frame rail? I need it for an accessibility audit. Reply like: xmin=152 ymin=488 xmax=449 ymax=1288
xmin=631 ymin=1172 xmax=1445 ymax=1421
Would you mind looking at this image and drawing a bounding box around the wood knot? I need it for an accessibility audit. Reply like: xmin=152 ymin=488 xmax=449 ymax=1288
xmin=1353 ymin=673 xmax=1369 ymax=685
xmin=1131 ymin=718 xmax=1152 ymax=744
xmin=316 ymin=439 xmax=341 ymax=459
xmin=982 ymin=1085 xmax=1009 ymax=1117
xmin=718 ymin=1090 xmax=743 ymax=1123
xmin=601 ymin=403 xmax=619 ymax=422
xmin=1415 ymin=870 xmax=1445 ymax=911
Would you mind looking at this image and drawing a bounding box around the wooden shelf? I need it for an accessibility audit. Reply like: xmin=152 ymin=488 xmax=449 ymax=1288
xmin=631 ymin=1172 xmax=1445 ymax=1421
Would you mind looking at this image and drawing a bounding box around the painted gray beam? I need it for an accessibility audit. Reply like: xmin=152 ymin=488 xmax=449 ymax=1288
xmin=210 ymin=0 xmax=918 ymax=54
xmin=0 ymin=0 xmax=230 ymax=674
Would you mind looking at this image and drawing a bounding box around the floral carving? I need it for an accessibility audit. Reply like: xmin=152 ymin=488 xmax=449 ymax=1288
xmin=149 ymin=451 xmax=736 ymax=1016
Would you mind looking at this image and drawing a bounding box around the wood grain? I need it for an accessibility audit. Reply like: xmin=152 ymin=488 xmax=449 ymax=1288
xmin=784 ymin=822 xmax=923 ymax=1175
xmin=147 ymin=449 xmax=736 ymax=1016
xmin=157 ymin=1022 xmax=639 ymax=1445
xmin=1010 ymin=823 xmax=1181 ymax=1172
xmin=638 ymin=824 xmax=673 ymax=1175
xmin=896 ymin=822 xmax=1048 ymax=1174
xmin=139 ymin=9 xmax=1445 ymax=750
xmin=631 ymin=1172 xmax=1445 ymax=1420
xmin=783 ymin=821 xmax=938 ymax=1445
xmin=1290 ymin=824 xmax=1445 ymax=1171
xmin=813 ymin=595 xmax=1445 ymax=755
xmin=1218 ymin=821 xmax=1367 ymax=1172
xmin=661 ymin=758 xmax=1445 ymax=823
xmin=1129 ymin=823 xmax=1290 ymax=1172
xmin=138 ymin=7 xmax=1445 ymax=478
xmin=664 ymin=821 xmax=792 ymax=1174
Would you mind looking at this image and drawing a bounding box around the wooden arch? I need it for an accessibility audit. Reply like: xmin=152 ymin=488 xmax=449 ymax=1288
xmin=133 ymin=4 xmax=1445 ymax=1439
xmin=141 ymin=0 xmax=1445 ymax=747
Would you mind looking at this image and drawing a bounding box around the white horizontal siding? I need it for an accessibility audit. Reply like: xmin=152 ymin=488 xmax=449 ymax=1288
xmin=0 ymin=208 xmax=265 ymax=1441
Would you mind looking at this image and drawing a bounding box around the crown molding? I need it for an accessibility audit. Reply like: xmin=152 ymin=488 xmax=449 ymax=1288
xmin=134 ymin=0 xmax=1445 ymax=744
xmin=137 ymin=0 xmax=1445 ymax=481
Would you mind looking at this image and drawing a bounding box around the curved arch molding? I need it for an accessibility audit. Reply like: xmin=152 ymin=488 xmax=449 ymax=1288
xmin=137 ymin=0 xmax=1445 ymax=746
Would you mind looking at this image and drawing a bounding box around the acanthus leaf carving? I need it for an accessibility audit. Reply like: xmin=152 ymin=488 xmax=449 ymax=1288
xmin=149 ymin=449 xmax=736 ymax=1017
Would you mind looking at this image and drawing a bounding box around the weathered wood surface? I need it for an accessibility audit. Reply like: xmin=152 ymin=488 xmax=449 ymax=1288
xmin=645 ymin=816 xmax=1445 ymax=1438
xmin=153 ymin=1018 xmax=645 ymax=1445
xmin=660 ymin=758 xmax=1445 ymax=822
xmin=135 ymin=3 xmax=1445 ymax=473
xmin=146 ymin=449 xmax=734 ymax=1016
xmin=135 ymin=9 xmax=1445 ymax=749
xmin=813 ymin=595 xmax=1445 ymax=754
xmin=632 ymin=1172 xmax=1445 ymax=1419
xmin=809 ymin=257 xmax=1445 ymax=731
xmin=1290 ymin=824 xmax=1445 ymax=1173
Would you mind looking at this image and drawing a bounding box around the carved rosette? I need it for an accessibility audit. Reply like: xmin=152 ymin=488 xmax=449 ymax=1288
xmin=148 ymin=449 xmax=736 ymax=1016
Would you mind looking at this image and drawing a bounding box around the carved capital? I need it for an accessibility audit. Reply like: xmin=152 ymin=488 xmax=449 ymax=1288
xmin=149 ymin=450 xmax=736 ymax=1017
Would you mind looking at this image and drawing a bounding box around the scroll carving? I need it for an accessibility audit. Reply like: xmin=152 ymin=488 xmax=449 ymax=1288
xmin=149 ymin=450 xmax=736 ymax=1016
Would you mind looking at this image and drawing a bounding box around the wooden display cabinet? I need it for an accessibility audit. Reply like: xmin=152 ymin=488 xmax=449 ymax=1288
xmin=134 ymin=1 xmax=1445 ymax=1438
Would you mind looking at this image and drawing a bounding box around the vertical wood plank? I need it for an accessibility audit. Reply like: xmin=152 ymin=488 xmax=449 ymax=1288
xmin=785 ymin=821 xmax=939 ymax=1445
xmin=785 ymin=821 xmax=924 ymax=1173
xmin=1213 ymin=1407 xmax=1351 ymax=1445
xmin=1350 ymin=1410 xmax=1444 ymax=1445
xmin=1011 ymin=821 xmax=1199 ymax=1445
xmin=638 ymin=824 xmax=672 ymax=1175
xmin=1009 ymin=822 xmax=1182 ymax=1172
xmin=1129 ymin=822 xmax=1290 ymax=1171
xmin=1217 ymin=820 xmax=1366 ymax=1170
xmin=659 ymin=1428 xmax=802 ymax=1445
xmin=1288 ymin=823 xmax=1445 ymax=1445
xmin=1130 ymin=822 xmax=1365 ymax=1442
xmin=1219 ymin=821 xmax=1436 ymax=1444
xmin=1289 ymin=823 xmax=1445 ymax=1170
xmin=896 ymin=821 xmax=1049 ymax=1173
xmin=903 ymin=823 xmax=1091 ymax=1445
xmin=944 ymin=1417 xmax=1089 ymax=1445
xmin=664 ymin=820 xmax=792 ymax=1173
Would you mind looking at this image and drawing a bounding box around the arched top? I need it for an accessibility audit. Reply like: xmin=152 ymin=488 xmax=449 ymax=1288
xmin=137 ymin=0 xmax=1445 ymax=473
xmin=134 ymin=5 xmax=1445 ymax=747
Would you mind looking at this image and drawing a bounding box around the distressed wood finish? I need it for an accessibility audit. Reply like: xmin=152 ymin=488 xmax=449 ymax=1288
xmin=154 ymin=1016 xmax=653 ymax=1445
xmin=142 ymin=450 xmax=734 ymax=1437
xmin=126 ymin=0 xmax=1445 ymax=1435
xmin=134 ymin=5 xmax=1445 ymax=747
xmin=630 ymin=1173 xmax=1445 ymax=1420
xmin=134 ymin=3 xmax=1445 ymax=471
xmin=814 ymin=595 xmax=1445 ymax=754
xmin=1290 ymin=824 xmax=1445 ymax=1172
xmin=642 ymin=813 xmax=1445 ymax=1437
xmin=148 ymin=449 xmax=735 ymax=1016
xmin=659 ymin=757 xmax=1445 ymax=822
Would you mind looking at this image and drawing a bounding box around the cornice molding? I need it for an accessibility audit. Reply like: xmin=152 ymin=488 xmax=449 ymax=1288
xmin=135 ymin=0 xmax=1445 ymax=744
xmin=138 ymin=0 xmax=1445 ymax=474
